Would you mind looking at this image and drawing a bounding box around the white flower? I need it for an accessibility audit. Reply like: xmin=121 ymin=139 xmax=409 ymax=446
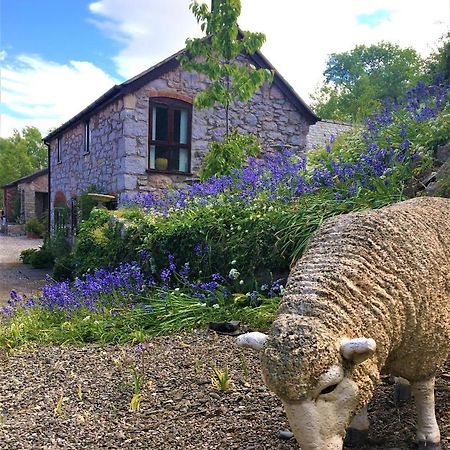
xmin=231 ymin=260 xmax=237 ymax=265
xmin=261 ymin=284 xmax=268 ymax=291
xmin=212 ymin=304 xmax=220 ymax=309
xmin=228 ymin=268 xmax=240 ymax=279
xmin=239 ymin=280 xmax=244 ymax=285
xmin=174 ymin=287 xmax=180 ymax=292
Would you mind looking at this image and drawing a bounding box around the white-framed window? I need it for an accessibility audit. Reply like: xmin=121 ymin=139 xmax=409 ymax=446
xmin=84 ymin=120 xmax=91 ymax=154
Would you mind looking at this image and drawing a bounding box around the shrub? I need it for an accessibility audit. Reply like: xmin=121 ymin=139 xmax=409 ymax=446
xmin=52 ymin=255 xmax=76 ymax=281
xmin=29 ymin=247 xmax=54 ymax=269
xmin=20 ymin=248 xmax=38 ymax=264
xmin=25 ymin=217 xmax=44 ymax=235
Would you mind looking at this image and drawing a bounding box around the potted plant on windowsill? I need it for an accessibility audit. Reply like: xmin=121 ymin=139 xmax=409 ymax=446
xmin=155 ymin=157 xmax=169 ymax=171
xmin=25 ymin=217 xmax=44 ymax=239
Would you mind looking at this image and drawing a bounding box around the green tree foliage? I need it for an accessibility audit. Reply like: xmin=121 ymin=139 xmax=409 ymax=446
xmin=425 ymin=32 xmax=450 ymax=82
xmin=179 ymin=0 xmax=273 ymax=134
xmin=311 ymin=42 xmax=423 ymax=121
xmin=0 ymin=126 xmax=47 ymax=202
xmin=200 ymin=131 xmax=260 ymax=180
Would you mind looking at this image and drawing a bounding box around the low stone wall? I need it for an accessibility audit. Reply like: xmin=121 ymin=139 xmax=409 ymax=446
xmin=306 ymin=119 xmax=353 ymax=150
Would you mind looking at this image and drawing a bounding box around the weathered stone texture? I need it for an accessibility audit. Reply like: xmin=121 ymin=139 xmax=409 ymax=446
xmin=306 ymin=119 xmax=353 ymax=150
xmin=49 ymin=99 xmax=125 ymax=212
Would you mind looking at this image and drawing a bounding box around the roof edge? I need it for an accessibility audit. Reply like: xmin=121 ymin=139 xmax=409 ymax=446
xmin=43 ymin=86 xmax=122 ymax=142
xmin=2 ymin=168 xmax=49 ymax=189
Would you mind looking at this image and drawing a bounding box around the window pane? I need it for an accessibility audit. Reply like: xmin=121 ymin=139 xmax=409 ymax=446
xmin=149 ymin=145 xmax=156 ymax=169
xmin=174 ymin=108 xmax=189 ymax=144
xmin=152 ymin=106 xmax=168 ymax=141
xmin=84 ymin=122 xmax=90 ymax=153
xmin=179 ymin=148 xmax=189 ymax=172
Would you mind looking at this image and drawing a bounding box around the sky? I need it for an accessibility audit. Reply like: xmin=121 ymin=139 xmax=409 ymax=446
xmin=0 ymin=0 xmax=449 ymax=138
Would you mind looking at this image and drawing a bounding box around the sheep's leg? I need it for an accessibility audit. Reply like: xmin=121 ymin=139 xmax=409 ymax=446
xmin=411 ymin=378 xmax=441 ymax=449
xmin=344 ymin=406 xmax=369 ymax=447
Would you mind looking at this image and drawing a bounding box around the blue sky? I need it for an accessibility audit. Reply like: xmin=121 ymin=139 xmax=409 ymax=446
xmin=2 ymin=0 xmax=120 ymax=77
xmin=356 ymin=9 xmax=391 ymax=28
xmin=1 ymin=0 xmax=449 ymax=137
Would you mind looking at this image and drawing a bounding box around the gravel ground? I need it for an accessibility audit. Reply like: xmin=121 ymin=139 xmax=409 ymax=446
xmin=0 ymin=330 xmax=448 ymax=450
xmin=0 ymin=235 xmax=48 ymax=304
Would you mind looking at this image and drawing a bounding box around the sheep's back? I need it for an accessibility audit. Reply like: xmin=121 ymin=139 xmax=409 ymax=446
xmin=280 ymin=197 xmax=450 ymax=380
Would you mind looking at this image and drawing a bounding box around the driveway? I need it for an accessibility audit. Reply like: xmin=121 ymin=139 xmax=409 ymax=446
xmin=0 ymin=235 xmax=49 ymax=304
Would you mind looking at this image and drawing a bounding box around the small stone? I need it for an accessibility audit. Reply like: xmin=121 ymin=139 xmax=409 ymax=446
xmin=277 ymin=430 xmax=294 ymax=440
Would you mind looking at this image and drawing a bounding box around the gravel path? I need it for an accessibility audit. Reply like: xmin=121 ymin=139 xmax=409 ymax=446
xmin=0 ymin=235 xmax=48 ymax=304
xmin=0 ymin=330 xmax=448 ymax=450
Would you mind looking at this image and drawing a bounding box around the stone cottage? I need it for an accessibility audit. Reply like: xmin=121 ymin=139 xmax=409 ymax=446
xmin=44 ymin=47 xmax=319 ymax=230
xmin=2 ymin=168 xmax=49 ymax=230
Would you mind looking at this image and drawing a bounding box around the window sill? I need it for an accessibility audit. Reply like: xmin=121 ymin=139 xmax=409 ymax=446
xmin=146 ymin=169 xmax=193 ymax=176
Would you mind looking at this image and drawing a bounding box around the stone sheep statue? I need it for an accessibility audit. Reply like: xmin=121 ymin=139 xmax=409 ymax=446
xmin=237 ymin=197 xmax=450 ymax=450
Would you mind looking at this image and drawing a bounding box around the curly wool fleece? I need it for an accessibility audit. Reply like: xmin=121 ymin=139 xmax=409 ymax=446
xmin=261 ymin=196 xmax=450 ymax=408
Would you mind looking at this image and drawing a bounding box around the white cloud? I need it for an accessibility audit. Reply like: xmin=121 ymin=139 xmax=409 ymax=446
xmin=0 ymin=55 xmax=118 ymax=138
xmin=88 ymin=0 xmax=449 ymax=101
xmin=88 ymin=0 xmax=201 ymax=79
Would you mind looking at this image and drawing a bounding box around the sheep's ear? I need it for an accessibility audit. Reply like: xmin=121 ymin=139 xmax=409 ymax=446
xmin=340 ymin=337 xmax=376 ymax=365
xmin=236 ymin=332 xmax=268 ymax=351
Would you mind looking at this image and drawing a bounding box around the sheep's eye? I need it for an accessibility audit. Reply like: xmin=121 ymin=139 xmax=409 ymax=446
xmin=320 ymin=384 xmax=338 ymax=395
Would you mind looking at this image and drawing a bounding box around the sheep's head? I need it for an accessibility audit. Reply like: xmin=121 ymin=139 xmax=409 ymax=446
xmin=238 ymin=314 xmax=378 ymax=450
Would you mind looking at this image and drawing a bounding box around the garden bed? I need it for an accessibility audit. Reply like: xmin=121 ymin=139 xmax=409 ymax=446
xmin=0 ymin=330 xmax=448 ymax=450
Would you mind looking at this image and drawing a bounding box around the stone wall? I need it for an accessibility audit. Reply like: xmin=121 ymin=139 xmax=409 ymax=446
xmin=306 ymin=120 xmax=353 ymax=150
xmin=18 ymin=173 xmax=48 ymax=222
xmin=48 ymin=99 xmax=126 ymax=213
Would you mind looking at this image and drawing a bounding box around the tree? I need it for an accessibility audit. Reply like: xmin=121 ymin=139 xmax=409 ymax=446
xmin=425 ymin=32 xmax=450 ymax=82
xmin=179 ymin=0 xmax=273 ymax=135
xmin=311 ymin=42 xmax=424 ymax=121
xmin=0 ymin=126 xmax=47 ymax=203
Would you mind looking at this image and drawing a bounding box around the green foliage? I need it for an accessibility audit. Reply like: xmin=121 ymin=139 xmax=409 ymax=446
xmin=0 ymin=294 xmax=279 ymax=347
xmin=436 ymin=177 xmax=450 ymax=198
xmin=20 ymin=232 xmax=71 ymax=272
xmin=24 ymin=217 xmax=44 ymax=235
xmin=52 ymin=255 xmax=76 ymax=281
xmin=200 ymin=131 xmax=260 ymax=180
xmin=211 ymin=366 xmax=231 ymax=392
xmin=28 ymin=247 xmax=54 ymax=269
xmin=312 ymin=42 xmax=423 ymax=121
xmin=78 ymin=185 xmax=102 ymax=221
xmin=0 ymin=127 xmax=47 ymax=203
xmin=48 ymin=232 xmax=71 ymax=259
xmin=425 ymin=32 xmax=450 ymax=82
xmin=72 ymin=209 xmax=135 ymax=275
xmin=179 ymin=0 xmax=273 ymax=133
xmin=20 ymin=248 xmax=38 ymax=264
